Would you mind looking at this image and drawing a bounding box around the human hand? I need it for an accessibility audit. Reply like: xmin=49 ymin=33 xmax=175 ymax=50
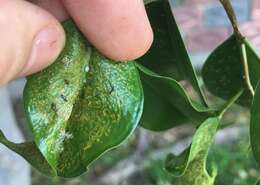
xmin=0 ymin=0 xmax=153 ymax=86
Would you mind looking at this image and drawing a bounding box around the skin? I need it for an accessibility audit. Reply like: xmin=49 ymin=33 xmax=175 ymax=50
xmin=0 ymin=0 xmax=153 ymax=86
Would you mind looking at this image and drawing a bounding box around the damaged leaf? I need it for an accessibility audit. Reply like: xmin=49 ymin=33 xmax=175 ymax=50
xmin=165 ymin=117 xmax=219 ymax=185
xmin=23 ymin=20 xmax=144 ymax=177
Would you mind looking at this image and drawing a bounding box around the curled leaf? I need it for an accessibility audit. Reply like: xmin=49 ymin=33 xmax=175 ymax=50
xmin=136 ymin=64 xmax=215 ymax=125
xmin=138 ymin=0 xmax=209 ymax=131
xmin=165 ymin=117 xmax=219 ymax=185
xmin=23 ymin=20 xmax=144 ymax=177
xmin=140 ymin=81 xmax=188 ymax=131
xmin=140 ymin=0 xmax=207 ymax=106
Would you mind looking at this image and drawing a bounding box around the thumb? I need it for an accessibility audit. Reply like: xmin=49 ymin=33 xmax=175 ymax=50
xmin=0 ymin=0 xmax=65 ymax=86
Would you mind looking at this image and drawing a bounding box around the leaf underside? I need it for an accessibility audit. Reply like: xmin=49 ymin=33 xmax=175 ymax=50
xmin=165 ymin=117 xmax=219 ymax=185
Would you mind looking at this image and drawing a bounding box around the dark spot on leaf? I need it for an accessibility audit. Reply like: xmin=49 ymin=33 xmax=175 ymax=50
xmin=64 ymin=79 xmax=69 ymax=85
xmin=60 ymin=94 xmax=68 ymax=102
xmin=109 ymin=86 xmax=114 ymax=94
xmin=108 ymin=81 xmax=114 ymax=94
xmin=51 ymin=103 xmax=57 ymax=112
xmin=79 ymin=91 xmax=85 ymax=100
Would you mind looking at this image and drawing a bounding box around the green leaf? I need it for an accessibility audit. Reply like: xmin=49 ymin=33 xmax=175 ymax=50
xmin=140 ymin=0 xmax=207 ymax=106
xmin=255 ymin=179 xmax=260 ymax=185
xmin=140 ymin=81 xmax=188 ymax=131
xmin=165 ymin=117 xmax=219 ymax=185
xmin=136 ymin=64 xmax=215 ymax=125
xmin=0 ymin=130 xmax=56 ymax=177
xmin=138 ymin=0 xmax=209 ymax=131
xmin=23 ymin=20 xmax=144 ymax=177
xmin=144 ymin=0 xmax=159 ymax=4
xmin=250 ymin=81 xmax=260 ymax=170
xmin=246 ymin=41 xmax=260 ymax=86
xmin=202 ymin=34 xmax=260 ymax=107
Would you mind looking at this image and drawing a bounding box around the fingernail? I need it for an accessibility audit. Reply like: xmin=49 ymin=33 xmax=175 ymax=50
xmin=20 ymin=24 xmax=64 ymax=76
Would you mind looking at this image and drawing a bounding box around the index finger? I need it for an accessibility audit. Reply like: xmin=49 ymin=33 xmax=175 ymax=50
xmin=62 ymin=0 xmax=153 ymax=61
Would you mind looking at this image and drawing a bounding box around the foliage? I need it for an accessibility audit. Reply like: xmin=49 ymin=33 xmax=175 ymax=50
xmin=1 ymin=0 xmax=260 ymax=184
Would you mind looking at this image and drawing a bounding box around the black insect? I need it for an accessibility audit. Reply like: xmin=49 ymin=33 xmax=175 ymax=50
xmin=109 ymin=86 xmax=114 ymax=94
xmin=60 ymin=94 xmax=68 ymax=102
xmin=108 ymin=81 xmax=114 ymax=94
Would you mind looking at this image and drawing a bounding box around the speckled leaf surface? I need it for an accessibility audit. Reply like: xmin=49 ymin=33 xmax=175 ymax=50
xmin=139 ymin=0 xmax=207 ymax=106
xmin=23 ymin=20 xmax=90 ymax=175
xmin=202 ymin=35 xmax=260 ymax=107
xmin=136 ymin=64 xmax=215 ymax=126
xmin=0 ymin=130 xmax=55 ymax=177
xmin=165 ymin=117 xmax=219 ymax=185
xmin=250 ymin=81 xmax=260 ymax=171
xmin=23 ymin=20 xmax=144 ymax=177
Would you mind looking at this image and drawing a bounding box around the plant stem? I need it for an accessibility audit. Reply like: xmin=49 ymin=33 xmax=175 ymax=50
xmin=217 ymin=1 xmax=247 ymax=114
xmin=219 ymin=0 xmax=242 ymax=39
xmin=241 ymin=42 xmax=255 ymax=96
xmin=218 ymin=89 xmax=244 ymax=119
xmin=220 ymin=0 xmax=255 ymax=96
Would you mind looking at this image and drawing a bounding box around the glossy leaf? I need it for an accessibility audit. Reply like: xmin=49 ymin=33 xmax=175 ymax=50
xmin=23 ymin=20 xmax=144 ymax=177
xmin=140 ymin=0 xmax=207 ymax=106
xmin=165 ymin=117 xmax=219 ymax=185
xmin=0 ymin=130 xmax=55 ymax=177
xmin=250 ymin=81 xmax=260 ymax=170
xmin=202 ymin=34 xmax=260 ymax=106
xmin=140 ymin=81 xmax=188 ymax=131
xmin=144 ymin=0 xmax=158 ymax=4
xmin=136 ymin=64 xmax=215 ymax=125
xmin=138 ymin=0 xmax=209 ymax=131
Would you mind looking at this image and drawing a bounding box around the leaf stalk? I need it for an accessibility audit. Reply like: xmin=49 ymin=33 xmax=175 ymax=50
xmin=241 ymin=43 xmax=255 ymax=96
xmin=220 ymin=0 xmax=255 ymax=96
xmin=218 ymin=89 xmax=244 ymax=119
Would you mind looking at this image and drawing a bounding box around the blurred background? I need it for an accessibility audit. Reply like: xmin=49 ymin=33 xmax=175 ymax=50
xmin=1 ymin=0 xmax=260 ymax=185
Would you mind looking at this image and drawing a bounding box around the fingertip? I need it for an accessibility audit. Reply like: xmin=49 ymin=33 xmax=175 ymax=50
xmin=63 ymin=0 xmax=154 ymax=61
xmin=104 ymin=25 xmax=154 ymax=61
xmin=19 ymin=22 xmax=65 ymax=77
xmin=0 ymin=0 xmax=65 ymax=85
